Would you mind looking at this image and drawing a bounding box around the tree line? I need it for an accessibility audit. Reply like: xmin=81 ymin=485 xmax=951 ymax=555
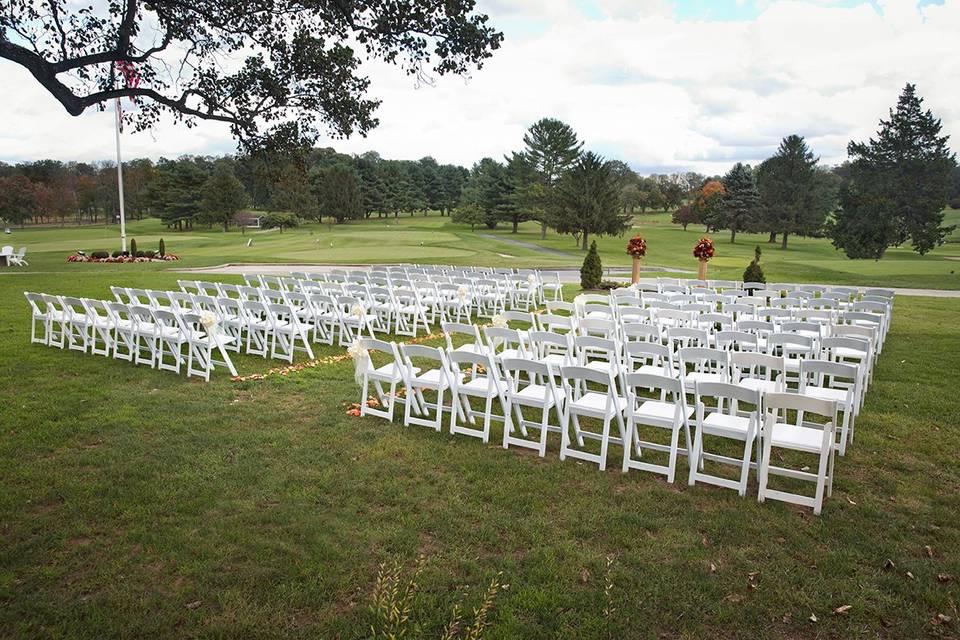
xmin=671 ymin=84 xmax=958 ymax=258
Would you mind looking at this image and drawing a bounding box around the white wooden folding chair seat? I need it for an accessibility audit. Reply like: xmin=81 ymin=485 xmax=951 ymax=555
xmin=731 ymin=351 xmax=786 ymax=398
xmin=624 ymin=341 xmax=675 ymax=378
xmin=336 ymin=295 xmax=377 ymax=346
xmin=268 ymin=303 xmax=315 ymax=362
xmin=399 ymin=344 xmax=458 ymax=431
xmin=689 ymin=381 xmax=762 ymax=496
xmin=541 ymin=272 xmax=564 ymax=301
xmin=559 ymin=365 xmax=627 ymax=471
xmin=799 ymin=359 xmax=859 ymax=455
xmin=501 ymin=358 xmax=564 ymax=457
xmin=443 ymin=322 xmax=484 ymax=356
xmin=766 ymin=333 xmax=814 ymax=378
xmin=448 ymin=351 xmax=506 ymax=443
xmin=57 ymin=296 xmax=92 ymax=352
xmin=527 ymin=330 xmax=574 ymax=371
xmin=358 ymin=338 xmax=413 ymax=422
xmin=23 ymin=292 xmax=52 ymax=346
xmin=679 ymin=347 xmax=730 ymax=391
xmin=128 ymin=305 xmax=159 ymax=367
xmin=102 ymin=301 xmax=135 ymax=361
xmin=153 ymin=308 xmax=187 ymax=374
xmin=622 ymin=372 xmax=693 ymax=482
xmin=79 ymin=298 xmax=114 ymax=356
xmin=758 ymin=392 xmax=838 ymax=515
xmin=484 ymin=326 xmax=527 ymax=362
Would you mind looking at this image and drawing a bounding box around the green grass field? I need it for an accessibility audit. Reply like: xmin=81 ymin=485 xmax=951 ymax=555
xmin=1 ymin=259 xmax=960 ymax=637
xmin=4 ymin=207 xmax=960 ymax=289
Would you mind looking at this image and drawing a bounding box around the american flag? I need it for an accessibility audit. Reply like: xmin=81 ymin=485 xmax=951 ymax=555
xmin=115 ymin=60 xmax=140 ymax=132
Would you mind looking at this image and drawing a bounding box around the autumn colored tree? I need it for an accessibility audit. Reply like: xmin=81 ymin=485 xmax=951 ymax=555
xmin=672 ymin=204 xmax=699 ymax=231
xmin=693 ymin=180 xmax=726 ymax=232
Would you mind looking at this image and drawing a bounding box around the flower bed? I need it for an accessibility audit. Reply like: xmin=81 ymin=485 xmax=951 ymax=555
xmin=67 ymin=253 xmax=180 ymax=263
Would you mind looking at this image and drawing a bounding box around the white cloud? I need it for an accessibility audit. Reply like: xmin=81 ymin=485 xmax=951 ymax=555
xmin=1 ymin=0 xmax=958 ymax=175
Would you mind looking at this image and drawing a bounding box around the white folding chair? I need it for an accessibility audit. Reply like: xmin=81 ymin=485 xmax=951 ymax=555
xmin=622 ymin=373 xmax=693 ymax=483
xmin=689 ymin=381 xmax=762 ymax=496
xmin=501 ymin=358 xmax=564 ymax=457
xmin=182 ymin=311 xmax=238 ymax=381
xmin=799 ymin=359 xmax=860 ymax=456
xmin=448 ymin=351 xmax=507 ymax=443
xmin=153 ymin=308 xmax=187 ymax=374
xmin=399 ymin=344 xmax=459 ymax=432
xmin=129 ymin=305 xmax=159 ymax=368
xmin=558 ymin=366 xmax=627 ymax=471
xmin=105 ymin=301 xmax=136 ymax=362
xmin=359 ymin=338 xmax=410 ymax=423
xmin=758 ymin=392 xmax=838 ymax=516
xmin=23 ymin=292 xmax=51 ymax=345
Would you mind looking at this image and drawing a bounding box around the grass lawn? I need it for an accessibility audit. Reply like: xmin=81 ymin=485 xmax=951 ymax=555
xmin=1 ymin=265 xmax=959 ymax=638
xmin=3 ymin=207 xmax=960 ymax=289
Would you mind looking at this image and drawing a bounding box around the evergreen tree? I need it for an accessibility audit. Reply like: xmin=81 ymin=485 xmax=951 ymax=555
xmin=831 ymin=83 xmax=956 ymax=258
xmin=148 ymin=158 xmax=208 ymax=230
xmin=755 ymin=135 xmax=835 ymax=249
xmin=720 ymin=162 xmax=759 ymax=243
xmin=522 ymin=117 xmax=583 ymax=238
xmin=552 ymin=152 xmax=630 ymax=249
xmin=580 ymin=241 xmax=603 ymax=289
xmin=743 ymin=245 xmax=766 ymax=285
xmin=310 ymin=164 xmax=363 ymax=223
xmin=200 ymin=161 xmax=248 ymax=231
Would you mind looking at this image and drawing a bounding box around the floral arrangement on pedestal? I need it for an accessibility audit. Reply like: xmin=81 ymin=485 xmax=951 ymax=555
xmin=626 ymin=235 xmax=647 ymax=284
xmin=692 ymin=236 xmax=715 ymax=279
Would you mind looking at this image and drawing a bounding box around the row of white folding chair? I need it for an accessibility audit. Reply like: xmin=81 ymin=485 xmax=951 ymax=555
xmin=355 ymin=338 xmax=843 ymax=514
xmin=119 ymin=286 xmax=324 ymax=362
xmin=436 ymin=323 xmax=864 ymax=456
xmin=23 ymin=292 xmax=237 ymax=381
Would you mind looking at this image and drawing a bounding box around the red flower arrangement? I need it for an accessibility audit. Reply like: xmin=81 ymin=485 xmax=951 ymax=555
xmin=626 ymin=235 xmax=647 ymax=258
xmin=692 ymin=237 xmax=715 ymax=261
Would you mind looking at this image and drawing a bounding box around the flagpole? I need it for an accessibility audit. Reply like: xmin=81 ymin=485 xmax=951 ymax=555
xmin=114 ymin=98 xmax=127 ymax=253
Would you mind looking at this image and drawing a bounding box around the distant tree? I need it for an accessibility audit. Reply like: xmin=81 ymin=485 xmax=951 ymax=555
xmin=830 ymin=84 xmax=956 ymax=258
xmin=693 ymin=180 xmax=726 ymax=232
xmin=656 ymin=174 xmax=685 ymax=211
xmin=552 ymin=152 xmax=630 ymax=249
xmin=522 ymin=117 xmax=583 ymax=238
xmin=438 ymin=164 xmax=469 ymax=215
xmin=461 ymin=157 xmax=508 ymax=229
xmin=149 ymin=158 xmax=208 ymax=230
xmin=260 ymin=212 xmax=299 ymax=233
xmin=0 ymin=174 xmax=38 ymax=227
xmin=500 ymin=152 xmax=540 ymax=233
xmin=311 ymin=164 xmax=363 ymax=223
xmin=720 ymin=162 xmax=759 ymax=243
xmin=755 ymin=135 xmax=834 ymax=249
xmin=672 ymin=204 xmax=699 ymax=231
xmin=451 ymin=203 xmax=486 ymax=230
xmin=270 ymin=163 xmax=316 ymax=218
xmin=200 ymin=161 xmax=248 ymax=230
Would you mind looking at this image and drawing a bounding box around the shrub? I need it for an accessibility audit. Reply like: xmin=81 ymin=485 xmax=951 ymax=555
xmin=580 ymin=240 xmax=603 ymax=290
xmin=159 ymin=238 xmax=166 ymax=257
xmin=130 ymin=238 xmax=138 ymax=257
xmin=135 ymin=251 xmax=145 ymax=258
xmin=743 ymin=245 xmax=766 ymax=285
xmin=144 ymin=250 xmax=156 ymax=258
xmin=950 ymin=196 xmax=960 ymax=210
xmin=91 ymin=251 xmax=110 ymax=259
xmin=112 ymin=250 xmax=123 ymax=258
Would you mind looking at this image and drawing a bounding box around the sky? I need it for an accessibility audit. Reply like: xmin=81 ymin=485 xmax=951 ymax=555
xmin=1 ymin=0 xmax=958 ymax=175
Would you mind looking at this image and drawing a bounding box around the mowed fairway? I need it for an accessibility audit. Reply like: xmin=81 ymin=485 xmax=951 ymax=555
xmin=4 ymin=207 xmax=960 ymax=289
xmin=1 ymin=260 xmax=959 ymax=638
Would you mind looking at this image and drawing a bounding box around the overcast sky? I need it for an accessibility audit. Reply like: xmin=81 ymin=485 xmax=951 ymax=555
xmin=1 ymin=0 xmax=957 ymax=174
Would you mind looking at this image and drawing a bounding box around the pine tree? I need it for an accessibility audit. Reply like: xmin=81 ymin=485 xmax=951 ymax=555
xmin=552 ymin=152 xmax=630 ymax=249
xmin=720 ymin=163 xmax=759 ymax=243
xmin=831 ymin=83 xmax=957 ymax=258
xmin=200 ymin=161 xmax=248 ymax=230
xmin=580 ymin=240 xmax=603 ymax=290
xmin=755 ymin=135 xmax=835 ymax=249
xmin=522 ymin=117 xmax=583 ymax=238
